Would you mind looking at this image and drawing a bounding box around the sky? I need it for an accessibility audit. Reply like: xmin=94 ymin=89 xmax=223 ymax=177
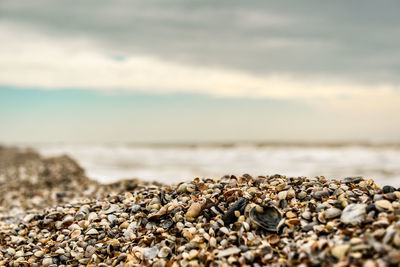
xmin=1 ymin=0 xmax=400 ymax=143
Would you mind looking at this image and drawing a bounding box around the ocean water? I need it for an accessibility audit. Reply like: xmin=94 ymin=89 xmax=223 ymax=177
xmin=29 ymin=143 xmax=400 ymax=187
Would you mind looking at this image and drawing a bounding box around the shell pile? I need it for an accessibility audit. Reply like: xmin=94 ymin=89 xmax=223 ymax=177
xmin=1 ymin=147 xmax=400 ymax=266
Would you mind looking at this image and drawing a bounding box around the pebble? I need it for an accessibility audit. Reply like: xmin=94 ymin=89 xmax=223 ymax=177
xmin=375 ymin=199 xmax=394 ymax=212
xmin=278 ymin=191 xmax=288 ymax=200
xmin=185 ymin=203 xmax=202 ymax=218
xmin=383 ymin=185 xmax=396 ymax=194
xmin=217 ymin=247 xmax=241 ymax=257
xmin=86 ymin=228 xmax=99 ymax=235
xmin=341 ymin=177 xmax=363 ymax=184
xmin=341 ymin=204 xmax=366 ymax=225
xmin=297 ymin=191 xmax=307 ymax=200
xmin=331 ymin=244 xmax=350 ymax=260
xmin=144 ymin=247 xmax=159 ymax=259
xmin=325 ymin=208 xmax=342 ymax=219
xmin=42 ymin=258 xmax=53 ymax=267
xmin=314 ymin=190 xmax=329 ymax=200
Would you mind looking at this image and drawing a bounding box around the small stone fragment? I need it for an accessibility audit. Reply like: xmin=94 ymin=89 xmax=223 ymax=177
xmin=144 ymin=247 xmax=159 ymax=259
xmin=341 ymin=177 xmax=363 ymax=184
xmin=325 ymin=208 xmax=342 ymax=219
xmin=217 ymin=247 xmax=241 ymax=257
xmin=185 ymin=203 xmax=202 ymax=218
xmin=341 ymin=204 xmax=366 ymax=225
xmin=331 ymin=244 xmax=350 ymax=260
xmin=375 ymin=199 xmax=394 ymax=212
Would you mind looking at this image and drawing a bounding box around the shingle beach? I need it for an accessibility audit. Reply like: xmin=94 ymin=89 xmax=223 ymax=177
xmin=1 ymin=147 xmax=400 ymax=266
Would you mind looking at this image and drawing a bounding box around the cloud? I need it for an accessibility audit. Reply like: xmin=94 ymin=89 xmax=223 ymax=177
xmin=1 ymin=22 xmax=399 ymax=105
xmin=1 ymin=0 xmax=400 ymax=82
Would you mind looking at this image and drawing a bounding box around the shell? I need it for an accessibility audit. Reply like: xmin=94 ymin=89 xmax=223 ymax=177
xmin=249 ymin=205 xmax=283 ymax=232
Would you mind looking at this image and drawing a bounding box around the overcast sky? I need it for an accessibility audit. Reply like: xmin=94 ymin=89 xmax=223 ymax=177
xmin=1 ymin=0 xmax=400 ymax=143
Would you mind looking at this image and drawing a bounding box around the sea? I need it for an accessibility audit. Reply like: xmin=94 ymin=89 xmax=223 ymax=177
xmin=21 ymin=142 xmax=400 ymax=187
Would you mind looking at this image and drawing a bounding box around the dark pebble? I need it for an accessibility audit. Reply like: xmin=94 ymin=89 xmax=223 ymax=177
xmin=302 ymin=223 xmax=316 ymax=232
xmin=239 ymin=245 xmax=249 ymax=252
xmin=313 ymin=191 xmax=329 ymax=200
xmin=383 ymin=185 xmax=396 ymax=194
xmin=162 ymin=219 xmax=174 ymax=229
xmin=341 ymin=177 xmax=363 ymax=184
xmin=366 ymin=204 xmax=376 ymax=213
xmin=331 ymin=200 xmax=343 ymax=209
xmin=222 ymin=197 xmax=249 ymax=225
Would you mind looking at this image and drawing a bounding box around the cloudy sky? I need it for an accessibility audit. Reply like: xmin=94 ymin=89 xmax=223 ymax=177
xmin=1 ymin=0 xmax=400 ymax=143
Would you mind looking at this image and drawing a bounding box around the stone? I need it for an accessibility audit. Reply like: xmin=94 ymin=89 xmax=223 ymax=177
xmin=185 ymin=203 xmax=202 ymax=218
xmin=341 ymin=177 xmax=363 ymax=184
xmin=341 ymin=204 xmax=366 ymax=225
xmin=314 ymin=190 xmax=329 ymax=200
xmin=62 ymin=215 xmax=74 ymax=226
xmin=177 ymin=183 xmax=188 ymax=193
xmin=297 ymin=191 xmax=307 ymax=200
xmin=217 ymin=247 xmax=241 ymax=257
xmin=244 ymin=251 xmax=255 ymax=262
xmin=86 ymin=228 xmax=99 ymax=235
xmin=144 ymin=247 xmax=159 ymax=259
xmin=375 ymin=200 xmax=393 ymax=212
xmin=383 ymin=185 xmax=396 ymax=194
xmin=103 ymin=204 xmax=121 ymax=214
xmin=325 ymin=208 xmax=342 ymax=219
xmin=278 ymin=191 xmax=287 ymax=200
xmin=331 ymin=244 xmax=350 ymax=260
xmin=42 ymin=258 xmax=53 ymax=267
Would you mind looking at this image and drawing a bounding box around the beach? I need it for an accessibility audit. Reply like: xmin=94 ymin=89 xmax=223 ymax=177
xmin=1 ymin=146 xmax=400 ymax=266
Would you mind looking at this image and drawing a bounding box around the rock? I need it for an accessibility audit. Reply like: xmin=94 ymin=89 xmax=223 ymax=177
xmin=278 ymin=191 xmax=287 ymax=200
xmin=86 ymin=228 xmax=99 ymax=235
xmin=341 ymin=177 xmax=363 ymax=184
xmin=314 ymin=190 xmax=329 ymax=200
xmin=103 ymin=204 xmax=121 ymax=214
xmin=42 ymin=258 xmax=53 ymax=267
xmin=177 ymin=183 xmax=188 ymax=193
xmin=61 ymin=215 xmax=74 ymax=226
xmin=55 ymin=248 xmax=65 ymax=254
xmin=286 ymin=211 xmax=297 ymax=219
xmin=220 ymin=227 xmax=230 ymax=235
xmin=301 ymin=211 xmax=311 ymax=220
xmin=85 ymin=245 xmax=96 ymax=258
xmin=375 ymin=200 xmax=393 ymax=212
xmin=185 ymin=203 xmax=202 ymax=218
xmin=341 ymin=204 xmax=366 ymax=225
xmin=331 ymin=244 xmax=350 ymax=260
xmin=131 ymin=205 xmax=141 ymax=212
xmin=366 ymin=204 xmax=376 ymax=213
xmin=34 ymin=250 xmax=44 ymax=257
xmin=217 ymin=247 xmax=241 ymax=257
xmin=297 ymin=191 xmax=307 ymax=200
xmin=144 ymin=247 xmax=159 ymax=259
xmin=325 ymin=208 xmax=342 ymax=219
xmin=158 ymin=247 xmax=171 ymax=258
xmin=7 ymin=247 xmax=16 ymax=256
xmin=383 ymin=185 xmax=396 ymax=194
xmin=363 ymin=259 xmax=378 ymax=267
xmin=244 ymin=251 xmax=255 ymax=262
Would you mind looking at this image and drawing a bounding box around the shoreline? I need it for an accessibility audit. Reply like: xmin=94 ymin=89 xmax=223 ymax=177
xmin=1 ymin=147 xmax=400 ymax=266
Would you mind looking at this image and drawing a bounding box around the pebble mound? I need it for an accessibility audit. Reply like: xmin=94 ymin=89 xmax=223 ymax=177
xmin=1 ymin=174 xmax=400 ymax=266
xmin=0 ymin=146 xmax=152 ymax=221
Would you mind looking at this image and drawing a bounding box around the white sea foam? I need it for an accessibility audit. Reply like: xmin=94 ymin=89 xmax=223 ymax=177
xmin=30 ymin=143 xmax=400 ymax=187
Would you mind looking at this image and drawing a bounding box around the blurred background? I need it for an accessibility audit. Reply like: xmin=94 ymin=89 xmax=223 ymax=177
xmin=1 ymin=1 xmax=400 ymax=186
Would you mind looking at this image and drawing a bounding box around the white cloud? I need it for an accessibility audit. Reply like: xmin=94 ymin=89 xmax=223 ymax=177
xmin=0 ymin=22 xmax=399 ymax=108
